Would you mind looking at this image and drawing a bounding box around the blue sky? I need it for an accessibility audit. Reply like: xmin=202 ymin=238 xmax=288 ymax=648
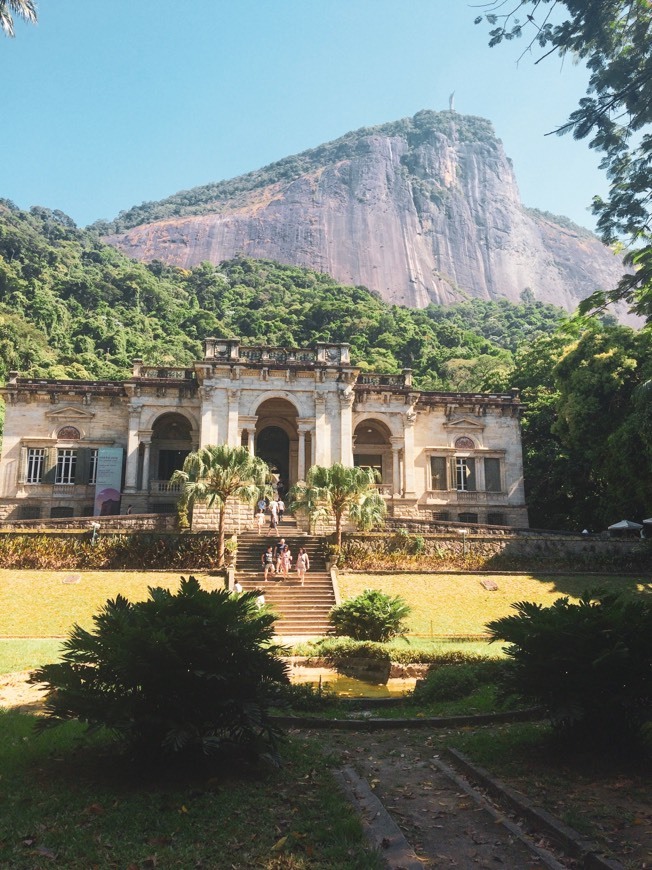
xmin=1 ymin=1 xmax=605 ymax=231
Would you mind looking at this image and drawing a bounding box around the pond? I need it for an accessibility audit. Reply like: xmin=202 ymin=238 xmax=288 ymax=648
xmin=291 ymin=670 xmax=416 ymax=698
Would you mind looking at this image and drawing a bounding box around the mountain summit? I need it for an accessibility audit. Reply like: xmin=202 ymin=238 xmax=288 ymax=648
xmin=102 ymin=110 xmax=624 ymax=312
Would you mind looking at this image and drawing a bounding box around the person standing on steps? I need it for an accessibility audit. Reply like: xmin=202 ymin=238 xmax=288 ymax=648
xmin=256 ymin=507 xmax=265 ymax=534
xmin=261 ymin=546 xmax=275 ymax=581
xmin=296 ymin=547 xmax=310 ymax=586
xmin=279 ymin=544 xmax=292 ymax=580
xmin=276 ymin=496 xmax=285 ymax=524
xmin=268 ymin=498 xmax=279 ymax=532
xmin=274 ymin=538 xmax=286 ymax=573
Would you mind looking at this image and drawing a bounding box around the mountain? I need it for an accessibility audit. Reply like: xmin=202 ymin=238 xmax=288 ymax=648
xmin=100 ymin=110 xmax=625 ymax=313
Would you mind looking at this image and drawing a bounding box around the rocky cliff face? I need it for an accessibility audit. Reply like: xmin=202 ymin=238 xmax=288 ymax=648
xmin=103 ymin=111 xmax=625 ymax=312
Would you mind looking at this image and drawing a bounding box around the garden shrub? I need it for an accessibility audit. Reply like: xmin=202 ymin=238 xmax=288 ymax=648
xmin=329 ymin=588 xmax=411 ymax=642
xmin=32 ymin=576 xmax=289 ymax=761
xmin=412 ymin=659 xmax=507 ymax=703
xmin=487 ymin=589 xmax=652 ymax=751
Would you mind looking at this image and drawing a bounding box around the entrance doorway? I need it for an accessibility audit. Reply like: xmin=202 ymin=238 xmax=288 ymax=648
xmin=256 ymin=426 xmax=290 ymax=487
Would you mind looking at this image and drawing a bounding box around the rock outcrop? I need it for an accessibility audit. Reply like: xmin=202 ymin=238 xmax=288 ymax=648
xmin=103 ymin=111 xmax=625 ymax=312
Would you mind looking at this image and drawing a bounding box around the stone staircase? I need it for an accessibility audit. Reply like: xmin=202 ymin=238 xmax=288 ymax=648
xmin=235 ymin=515 xmax=335 ymax=637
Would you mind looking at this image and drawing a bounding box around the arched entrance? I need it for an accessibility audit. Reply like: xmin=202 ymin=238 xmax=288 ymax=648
xmin=254 ymin=398 xmax=298 ymax=491
xmin=353 ymin=419 xmax=393 ymax=493
xmin=256 ymin=426 xmax=290 ymax=484
xmin=150 ymin=413 xmax=193 ymax=482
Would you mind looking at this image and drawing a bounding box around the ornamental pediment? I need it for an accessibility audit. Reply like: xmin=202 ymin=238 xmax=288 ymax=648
xmin=45 ymin=405 xmax=95 ymax=420
xmin=443 ymin=416 xmax=485 ymax=431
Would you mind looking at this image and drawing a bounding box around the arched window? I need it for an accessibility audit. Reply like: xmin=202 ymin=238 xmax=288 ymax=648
xmin=454 ymin=436 xmax=475 ymax=449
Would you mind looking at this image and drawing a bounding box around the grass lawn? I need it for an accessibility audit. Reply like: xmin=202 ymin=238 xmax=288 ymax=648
xmin=0 ymin=711 xmax=381 ymax=869
xmin=338 ymin=572 xmax=649 ymax=637
xmin=0 ymin=570 xmax=217 ymax=638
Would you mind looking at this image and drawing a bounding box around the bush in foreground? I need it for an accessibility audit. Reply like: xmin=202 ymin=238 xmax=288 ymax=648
xmin=31 ymin=576 xmax=289 ymax=761
xmin=412 ymin=658 xmax=507 ymax=703
xmin=487 ymin=590 xmax=652 ymax=751
xmin=329 ymin=588 xmax=411 ymax=642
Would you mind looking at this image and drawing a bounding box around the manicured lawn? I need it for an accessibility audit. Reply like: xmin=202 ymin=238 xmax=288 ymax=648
xmin=0 ymin=711 xmax=381 ymax=869
xmin=0 ymin=570 xmax=217 ymax=637
xmin=337 ymin=572 xmax=649 ymax=637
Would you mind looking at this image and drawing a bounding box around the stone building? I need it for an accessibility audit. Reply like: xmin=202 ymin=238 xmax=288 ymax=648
xmin=0 ymin=337 xmax=528 ymax=528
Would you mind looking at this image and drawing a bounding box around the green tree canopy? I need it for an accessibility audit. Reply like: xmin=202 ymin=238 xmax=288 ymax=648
xmin=477 ymin=0 xmax=652 ymax=321
xmin=290 ymin=463 xmax=387 ymax=548
xmin=172 ymin=445 xmax=271 ymax=566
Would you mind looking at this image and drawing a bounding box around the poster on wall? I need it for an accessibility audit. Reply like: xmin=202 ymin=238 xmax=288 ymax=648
xmin=93 ymin=447 xmax=124 ymax=516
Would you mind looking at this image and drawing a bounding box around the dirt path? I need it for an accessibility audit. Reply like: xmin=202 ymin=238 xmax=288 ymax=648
xmin=308 ymin=729 xmax=572 ymax=868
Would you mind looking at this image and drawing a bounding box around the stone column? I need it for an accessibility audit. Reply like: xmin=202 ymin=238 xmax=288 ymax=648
xmin=314 ymin=394 xmax=329 ymax=466
xmin=141 ymin=437 xmax=152 ymax=492
xmin=199 ymin=386 xmax=214 ymax=447
xmin=339 ymin=387 xmax=355 ymax=467
xmin=297 ymin=429 xmax=306 ymax=481
xmin=227 ymin=389 xmax=240 ymax=447
xmin=310 ymin=429 xmax=316 ymax=468
xmin=390 ymin=436 xmax=403 ymax=497
xmin=402 ymin=409 xmax=416 ymax=497
xmin=239 ymin=415 xmax=257 ymax=456
xmin=124 ymin=407 xmax=141 ymax=492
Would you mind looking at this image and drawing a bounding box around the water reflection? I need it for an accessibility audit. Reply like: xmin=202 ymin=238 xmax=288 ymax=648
xmin=292 ymin=673 xmax=415 ymax=698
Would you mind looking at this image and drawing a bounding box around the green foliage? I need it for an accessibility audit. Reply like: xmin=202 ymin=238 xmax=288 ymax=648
xmin=329 ymin=588 xmax=411 ymax=643
xmin=172 ymin=445 xmax=271 ymax=566
xmin=0 ymin=203 xmax=563 ymax=391
xmin=478 ymin=2 xmax=652 ymax=321
xmin=31 ymin=576 xmax=289 ymax=760
xmin=291 ymin=463 xmax=386 ymax=548
xmin=486 ymin=589 xmax=652 ymax=751
xmin=0 ymin=532 xmax=234 ymax=570
xmin=511 ymin=320 xmax=652 ymax=529
xmin=412 ymin=659 xmax=507 ymax=703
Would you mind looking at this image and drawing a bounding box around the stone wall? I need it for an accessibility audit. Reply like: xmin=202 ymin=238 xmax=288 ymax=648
xmin=0 ymin=513 xmax=178 ymax=533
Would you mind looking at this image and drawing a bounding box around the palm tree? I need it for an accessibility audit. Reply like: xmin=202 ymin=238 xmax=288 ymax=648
xmin=172 ymin=444 xmax=271 ymax=567
xmin=290 ymin=463 xmax=387 ymax=549
xmin=1 ymin=0 xmax=37 ymax=38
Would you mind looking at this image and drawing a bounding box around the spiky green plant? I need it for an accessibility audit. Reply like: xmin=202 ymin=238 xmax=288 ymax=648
xmin=172 ymin=444 xmax=272 ymax=565
xmin=329 ymin=588 xmax=411 ymax=642
xmin=31 ymin=576 xmax=289 ymax=761
xmin=290 ymin=463 xmax=386 ymax=547
xmin=487 ymin=589 xmax=652 ymax=750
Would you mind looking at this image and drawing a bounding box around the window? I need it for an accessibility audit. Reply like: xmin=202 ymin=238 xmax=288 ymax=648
xmin=430 ymin=456 xmax=448 ymax=490
xmin=50 ymin=507 xmax=74 ymax=519
xmin=484 ymin=458 xmax=502 ymax=492
xmin=455 ymin=457 xmax=476 ymax=491
xmin=89 ymin=449 xmax=99 ymax=485
xmin=15 ymin=504 xmax=41 ymax=520
xmin=432 ymin=511 xmax=450 ymax=521
xmin=458 ymin=512 xmax=478 ymax=524
xmin=487 ymin=512 xmax=506 ymax=526
xmin=26 ymin=448 xmax=45 ymax=484
xmin=55 ymin=449 xmax=77 ymax=485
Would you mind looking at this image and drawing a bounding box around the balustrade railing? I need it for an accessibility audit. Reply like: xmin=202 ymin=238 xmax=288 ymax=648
xmin=149 ymin=480 xmax=183 ymax=494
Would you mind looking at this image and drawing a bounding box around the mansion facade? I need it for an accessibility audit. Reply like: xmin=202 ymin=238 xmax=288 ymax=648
xmin=0 ymin=338 xmax=528 ymax=528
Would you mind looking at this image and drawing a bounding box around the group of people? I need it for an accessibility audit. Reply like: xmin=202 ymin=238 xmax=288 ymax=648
xmin=255 ymin=495 xmax=286 ymax=533
xmin=261 ymin=538 xmax=310 ymax=585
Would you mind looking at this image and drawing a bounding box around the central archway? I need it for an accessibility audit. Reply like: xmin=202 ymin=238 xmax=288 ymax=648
xmin=256 ymin=426 xmax=290 ymax=484
xmin=254 ymin=397 xmax=299 ymax=491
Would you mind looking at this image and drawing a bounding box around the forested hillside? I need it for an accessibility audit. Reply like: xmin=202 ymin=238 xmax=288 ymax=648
xmin=0 ymin=200 xmax=562 ymax=387
xmin=0 ymin=199 xmax=649 ymax=531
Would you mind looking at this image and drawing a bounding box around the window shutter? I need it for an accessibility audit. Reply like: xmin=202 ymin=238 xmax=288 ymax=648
xmin=466 ymin=458 xmax=476 ymax=491
xmin=75 ymin=448 xmax=89 ymax=485
xmin=43 ymin=448 xmax=57 ymax=485
xmin=17 ymin=447 xmax=28 ymax=484
xmin=430 ymin=456 xmax=447 ymax=491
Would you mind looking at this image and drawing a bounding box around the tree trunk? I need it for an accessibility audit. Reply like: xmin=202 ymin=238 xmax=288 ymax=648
xmin=218 ymin=503 xmax=226 ymax=566
xmin=335 ymin=511 xmax=342 ymax=549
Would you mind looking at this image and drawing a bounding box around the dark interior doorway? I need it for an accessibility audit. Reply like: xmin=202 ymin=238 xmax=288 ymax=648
xmin=256 ymin=426 xmax=290 ymax=486
xmin=158 ymin=449 xmax=189 ymax=480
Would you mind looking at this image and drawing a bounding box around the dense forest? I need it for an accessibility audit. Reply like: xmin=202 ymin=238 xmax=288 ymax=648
xmin=0 ymin=199 xmax=650 ymax=530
